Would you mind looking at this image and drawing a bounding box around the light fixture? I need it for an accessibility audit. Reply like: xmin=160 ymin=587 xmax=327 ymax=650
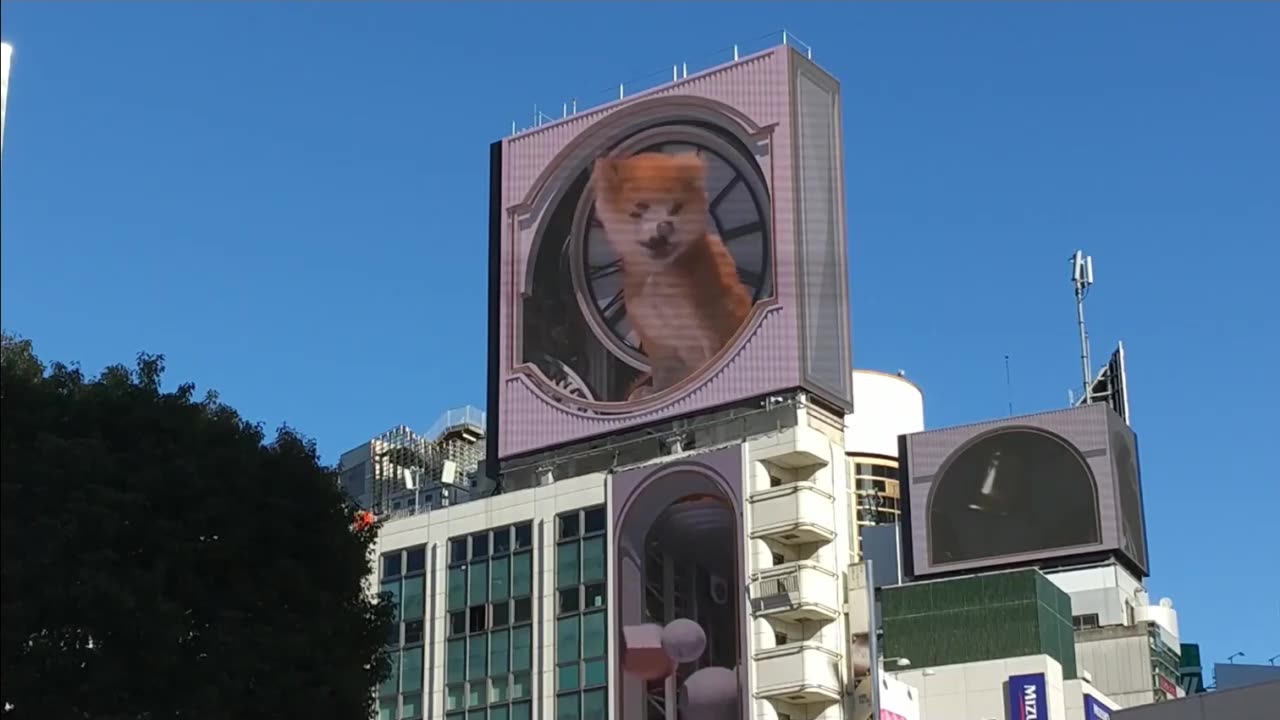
xmin=1227 ymin=651 xmax=1245 ymax=664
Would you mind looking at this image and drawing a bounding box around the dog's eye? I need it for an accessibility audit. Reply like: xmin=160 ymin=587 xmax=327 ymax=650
xmin=669 ymin=202 xmax=684 ymax=216
xmin=629 ymin=202 xmax=649 ymax=220
xmin=628 ymin=210 xmax=643 ymax=219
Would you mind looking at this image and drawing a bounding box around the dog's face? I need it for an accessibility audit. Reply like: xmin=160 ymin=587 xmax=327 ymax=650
xmin=592 ymin=152 xmax=709 ymax=272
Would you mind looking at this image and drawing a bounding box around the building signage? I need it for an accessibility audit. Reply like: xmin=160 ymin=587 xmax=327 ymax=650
xmin=1083 ymin=695 xmax=1112 ymax=720
xmin=1157 ymin=675 xmax=1178 ymax=698
xmin=1006 ymin=673 xmax=1048 ymax=720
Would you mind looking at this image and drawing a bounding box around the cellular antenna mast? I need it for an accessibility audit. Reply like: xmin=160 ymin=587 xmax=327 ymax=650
xmin=1071 ymin=250 xmax=1095 ymax=400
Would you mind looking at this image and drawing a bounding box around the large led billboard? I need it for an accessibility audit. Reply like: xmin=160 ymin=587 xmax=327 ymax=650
xmin=900 ymin=403 xmax=1148 ymax=579
xmin=488 ymin=45 xmax=853 ymax=462
xmin=610 ymin=445 xmax=747 ymax=720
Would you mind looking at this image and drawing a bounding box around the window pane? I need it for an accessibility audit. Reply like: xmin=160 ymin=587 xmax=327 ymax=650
xmin=557 ymin=663 xmax=580 ymax=691
xmin=581 ymin=537 xmax=604 ymax=583
xmin=380 ymin=651 xmax=399 ymax=696
xmin=558 ymin=588 xmax=580 ymax=615
xmin=471 ymin=532 xmax=490 ymax=559
xmin=448 ymin=567 xmax=467 ymax=610
xmin=450 ymin=538 xmax=468 ymax=564
xmin=379 ymin=697 xmax=397 ymax=720
xmin=511 ymin=701 xmax=531 ymax=720
xmin=490 ymin=675 xmax=509 ymax=703
xmin=493 ymin=527 xmax=512 ymax=554
xmin=468 ymin=635 xmax=488 ymax=680
xmin=512 ymin=671 xmax=532 ymax=700
xmin=404 ymin=619 xmax=424 ymax=645
xmin=559 ymin=513 xmax=580 ymax=540
xmin=469 ymin=605 xmax=488 ymax=633
xmin=514 ymin=523 xmax=533 ymax=549
xmin=402 ymin=692 xmax=423 ymax=720
xmin=448 ymin=713 xmax=465 ymax=720
xmin=469 ymin=560 xmax=488 ymax=604
xmin=584 ymin=658 xmax=607 ymax=687
xmin=490 ymin=629 xmax=510 ymax=675
xmin=491 ymin=706 xmax=510 ymax=720
xmin=405 ymin=546 xmax=426 ymax=573
xmin=491 ymin=556 xmax=510 ymax=602
xmin=557 ymin=542 xmax=580 ymax=589
xmin=584 ymin=583 xmax=605 ymax=610
xmin=584 ymin=507 xmax=606 ymax=534
xmin=383 ymin=553 xmax=402 ymax=578
xmin=582 ymin=611 xmax=605 ymax=659
xmin=447 ymin=639 xmax=466 ymax=684
xmin=492 ymin=601 xmax=509 ymax=628
xmin=512 ymin=625 xmax=533 ymax=671
xmin=382 ymin=579 xmax=402 ymax=621
xmin=511 ymin=552 xmax=532 ymax=597
xmin=557 ymin=692 xmax=581 ymax=720
xmin=583 ymin=688 xmax=606 ymax=718
xmin=556 ymin=615 xmax=580 ymax=664
xmin=467 ymin=710 xmax=486 ymax=720
xmin=449 ymin=611 xmax=466 ymax=636
xmin=514 ymin=597 xmax=532 ymax=624
xmin=447 ymin=684 xmax=465 ymax=712
xmin=402 ymin=575 xmax=425 ymax=620
xmin=402 ymin=646 xmax=424 ymax=692
xmin=467 ymin=682 xmax=484 ymax=707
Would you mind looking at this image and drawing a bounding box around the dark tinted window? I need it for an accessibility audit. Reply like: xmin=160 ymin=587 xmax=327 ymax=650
xmin=383 ymin=553 xmax=402 ymax=579
xmin=405 ymin=547 xmax=426 ymax=573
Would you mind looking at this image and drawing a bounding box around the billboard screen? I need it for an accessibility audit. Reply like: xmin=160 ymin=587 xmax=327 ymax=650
xmin=488 ymin=45 xmax=853 ymax=462
xmin=1007 ymin=673 xmax=1048 ymax=720
xmin=901 ymin=403 xmax=1148 ymax=579
xmin=609 ymin=445 xmax=747 ymax=720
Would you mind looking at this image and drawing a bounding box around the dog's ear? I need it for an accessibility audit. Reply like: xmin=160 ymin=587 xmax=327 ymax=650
xmin=670 ymin=152 xmax=706 ymax=194
xmin=592 ymin=155 xmax=622 ymax=196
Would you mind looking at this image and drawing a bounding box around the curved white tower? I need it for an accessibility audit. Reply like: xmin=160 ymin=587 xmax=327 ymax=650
xmin=1 ymin=42 xmax=12 ymax=158
xmin=844 ymin=370 xmax=925 ymax=527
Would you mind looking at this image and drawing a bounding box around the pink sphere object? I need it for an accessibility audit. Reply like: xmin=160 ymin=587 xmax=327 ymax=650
xmin=679 ymin=666 xmax=738 ymax=720
xmin=661 ymin=618 xmax=707 ymax=664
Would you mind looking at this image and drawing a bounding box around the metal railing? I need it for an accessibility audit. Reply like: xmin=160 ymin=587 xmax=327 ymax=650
xmin=509 ymin=29 xmax=815 ymax=136
xmin=426 ymin=405 xmax=486 ymax=441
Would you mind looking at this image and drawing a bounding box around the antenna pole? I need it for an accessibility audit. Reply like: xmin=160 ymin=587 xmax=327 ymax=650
xmin=1004 ymin=355 xmax=1014 ymax=416
xmin=1071 ymin=250 xmax=1095 ymax=401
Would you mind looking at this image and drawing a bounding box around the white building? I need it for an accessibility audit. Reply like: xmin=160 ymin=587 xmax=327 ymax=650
xmin=844 ymin=370 xmax=925 ymax=532
xmin=894 ymin=654 xmax=1121 ymax=720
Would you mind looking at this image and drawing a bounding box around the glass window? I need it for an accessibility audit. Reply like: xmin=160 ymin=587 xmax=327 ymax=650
xmin=450 ymin=538 xmax=468 ymax=565
xmin=446 ymin=685 xmax=465 ymax=712
xmin=449 ymin=611 xmax=466 ymax=636
xmin=381 ymin=579 xmax=402 ymax=620
xmin=379 ymin=697 xmax=397 ymax=720
xmin=582 ymin=611 xmax=605 ymax=659
xmin=583 ymin=658 xmax=607 ymax=687
xmin=492 ymin=601 xmax=509 ymax=628
xmin=491 ymin=555 xmax=510 ymax=602
xmin=556 ymin=616 xmax=580 ymax=664
xmin=385 ymin=621 xmax=401 ymax=647
xmin=469 ymin=605 xmax=487 ymax=633
xmin=581 ymin=537 xmax=605 ymax=583
xmin=404 ymin=619 xmax=424 ymax=645
xmin=405 ymin=546 xmax=426 ymax=573
xmin=471 ymin=532 xmax=490 ymax=559
xmin=383 ymin=553 xmax=402 ymax=578
xmin=467 ymin=683 xmax=484 ymax=707
xmin=490 ymin=629 xmax=510 ymax=675
xmin=559 ymin=513 xmax=580 ymax=540
xmin=468 ymin=635 xmax=488 ymax=680
xmin=448 ymin=567 xmax=467 ymax=610
xmin=557 ymin=663 xmax=580 ymax=691
xmin=557 ymin=542 xmax=580 ymax=589
xmin=493 ymin=527 xmax=512 ymax=555
xmin=513 ymin=597 xmax=532 ymax=624
xmin=583 ymin=507 xmax=606 ymax=534
xmin=467 ymin=709 xmax=486 ymax=720
xmin=512 ymin=671 xmax=532 ymax=700
xmin=582 ymin=688 xmax=606 ymax=718
xmin=402 ymin=646 xmax=424 ymax=692
xmin=584 ymin=583 xmax=605 ymax=610
xmin=559 ymin=588 xmax=580 ymax=615
xmin=514 ymin=523 xmax=532 ymax=550
xmin=511 ymin=701 xmax=531 ymax=720
xmin=402 ymin=575 xmax=425 ymax=620
xmin=469 ymin=560 xmax=488 ymax=604
xmin=402 ymin=692 xmax=423 ymax=720
xmin=511 ymin=552 xmax=532 ymax=597
xmin=447 ymin=712 xmax=465 ymax=720
xmin=490 ymin=706 xmax=510 ymax=720
xmin=490 ymin=676 xmax=509 ymax=703
xmin=380 ymin=650 xmax=399 ymax=696
xmin=447 ymin=639 xmax=466 ymax=684
xmin=512 ymin=625 xmax=533 ymax=671
xmin=557 ymin=693 xmax=581 ymax=720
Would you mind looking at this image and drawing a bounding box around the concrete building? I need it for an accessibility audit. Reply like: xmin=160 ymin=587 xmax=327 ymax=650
xmin=893 ymin=654 xmax=1120 ymax=720
xmin=844 ymin=370 xmax=924 ymax=532
xmin=339 ymin=406 xmax=487 ymax=516
xmin=1111 ymin=679 xmax=1280 ymax=720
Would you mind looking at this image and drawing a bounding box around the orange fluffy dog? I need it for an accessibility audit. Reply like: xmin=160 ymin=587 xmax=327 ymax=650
xmin=592 ymin=152 xmax=752 ymax=400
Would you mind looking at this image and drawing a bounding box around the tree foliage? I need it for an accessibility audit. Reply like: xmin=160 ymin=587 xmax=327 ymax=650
xmin=0 ymin=333 xmax=393 ymax=719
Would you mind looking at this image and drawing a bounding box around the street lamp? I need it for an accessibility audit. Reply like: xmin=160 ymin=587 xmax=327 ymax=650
xmin=1267 ymin=654 xmax=1279 ymax=666
xmin=1226 ymin=651 xmax=1245 ymax=664
xmin=883 ymin=657 xmax=911 ymax=668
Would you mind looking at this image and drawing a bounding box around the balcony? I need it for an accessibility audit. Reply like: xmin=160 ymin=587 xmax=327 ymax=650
xmin=753 ymin=642 xmax=843 ymax=703
xmin=749 ymin=562 xmax=841 ymax=622
xmin=748 ymin=483 xmax=836 ymax=545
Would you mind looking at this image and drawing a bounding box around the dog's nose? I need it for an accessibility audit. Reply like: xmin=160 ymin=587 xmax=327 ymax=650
xmin=656 ymin=220 xmax=674 ymax=238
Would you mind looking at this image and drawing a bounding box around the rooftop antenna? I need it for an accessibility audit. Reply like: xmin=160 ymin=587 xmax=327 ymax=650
xmin=1 ymin=42 xmax=13 ymax=160
xmin=1071 ymin=250 xmax=1095 ymax=402
xmin=1004 ymin=355 xmax=1014 ymax=417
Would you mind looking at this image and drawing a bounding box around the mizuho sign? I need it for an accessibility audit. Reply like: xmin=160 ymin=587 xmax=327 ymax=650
xmin=1006 ymin=673 xmax=1048 ymax=720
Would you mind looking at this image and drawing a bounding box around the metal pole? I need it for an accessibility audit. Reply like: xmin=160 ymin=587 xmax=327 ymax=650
xmin=782 ymin=30 xmax=788 ymax=47
xmin=1075 ymin=282 xmax=1092 ymax=399
xmin=1 ymin=42 xmax=12 ymax=160
xmin=619 ymin=83 xmax=624 ymax=99
xmin=733 ymin=44 xmax=739 ymax=61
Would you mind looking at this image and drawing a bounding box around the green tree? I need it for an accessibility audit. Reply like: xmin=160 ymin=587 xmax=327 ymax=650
xmin=0 ymin=333 xmax=393 ymax=719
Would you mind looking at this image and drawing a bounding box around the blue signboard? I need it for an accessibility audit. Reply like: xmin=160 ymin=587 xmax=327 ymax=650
xmin=1006 ymin=673 xmax=1049 ymax=720
xmin=1083 ymin=696 xmax=1112 ymax=720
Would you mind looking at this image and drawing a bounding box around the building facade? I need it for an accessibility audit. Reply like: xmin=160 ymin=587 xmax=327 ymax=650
xmin=844 ymin=371 xmax=924 ymax=533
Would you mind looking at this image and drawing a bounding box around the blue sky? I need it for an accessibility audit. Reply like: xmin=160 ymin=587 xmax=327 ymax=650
xmin=2 ymin=1 xmax=1276 ymax=680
